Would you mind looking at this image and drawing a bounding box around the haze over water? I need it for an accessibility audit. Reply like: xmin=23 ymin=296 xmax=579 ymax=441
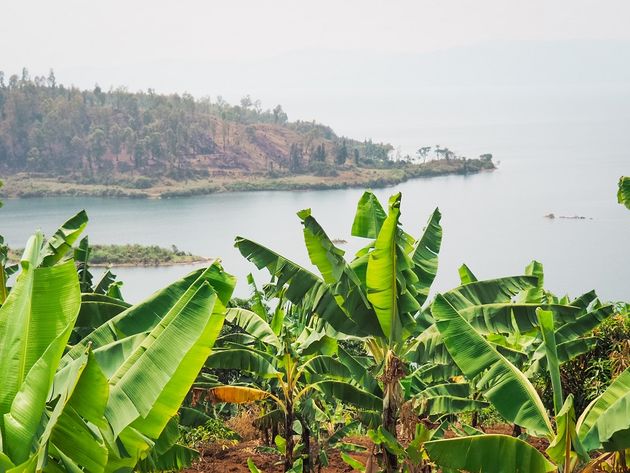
xmin=2 ymin=79 xmax=629 ymax=302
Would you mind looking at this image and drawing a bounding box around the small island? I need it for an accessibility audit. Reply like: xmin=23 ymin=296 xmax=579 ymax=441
xmin=9 ymin=244 xmax=209 ymax=267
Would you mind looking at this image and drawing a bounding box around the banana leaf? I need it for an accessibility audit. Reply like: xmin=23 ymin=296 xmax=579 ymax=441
xmin=547 ymin=395 xmax=589 ymax=465
xmin=178 ymin=407 xmax=212 ymax=428
xmin=578 ymin=367 xmax=630 ymax=451
xmin=62 ymin=264 xmax=234 ymax=367
xmin=234 ymin=236 xmax=320 ymax=303
xmin=425 ymin=435 xmax=556 ymax=473
xmin=351 ymin=191 xmax=387 ymax=239
xmin=315 ymin=381 xmax=382 ymax=411
xmin=206 ymin=349 xmax=278 ymax=377
xmin=536 ymin=308 xmax=563 ymax=414
xmin=0 ymin=233 xmax=81 ymax=448
xmin=410 ymin=208 xmax=442 ymax=307
xmin=102 ymin=280 xmax=226 ymax=437
xmin=432 ymin=295 xmax=552 ymax=437
xmin=300 ymin=355 xmax=350 ymax=380
xmin=208 ymin=386 xmax=270 ymax=404
xmin=366 ymin=193 xmax=420 ymax=345
xmin=225 ymin=307 xmax=281 ymax=348
xmin=458 ymin=263 xmax=477 ymax=284
xmin=40 ymin=210 xmax=88 ymax=267
xmin=298 ymin=208 xmax=382 ymax=337
xmin=75 ymin=236 xmax=92 ymax=292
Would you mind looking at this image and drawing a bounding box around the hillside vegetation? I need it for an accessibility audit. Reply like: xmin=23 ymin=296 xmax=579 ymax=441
xmin=0 ymin=69 xmax=493 ymax=197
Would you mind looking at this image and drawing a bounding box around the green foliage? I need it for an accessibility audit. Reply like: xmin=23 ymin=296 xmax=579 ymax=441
xmin=1 ymin=189 xmax=627 ymax=473
xmin=542 ymin=313 xmax=630 ymax=413
xmin=88 ymin=243 xmax=202 ymax=265
xmin=0 ymin=211 xmax=235 ymax=472
xmin=425 ymin=435 xmax=556 ymax=473
xmin=180 ymin=418 xmax=241 ymax=449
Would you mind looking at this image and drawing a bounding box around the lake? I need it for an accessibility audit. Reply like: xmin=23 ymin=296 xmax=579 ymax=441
xmin=1 ymin=84 xmax=629 ymax=302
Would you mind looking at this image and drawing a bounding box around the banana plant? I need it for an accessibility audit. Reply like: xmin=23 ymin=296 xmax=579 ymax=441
xmin=203 ymin=294 xmax=381 ymax=472
xmin=0 ymin=211 xmax=236 ymax=472
xmin=235 ymin=191 xmax=443 ymax=473
xmin=0 ymin=235 xmax=18 ymax=304
xmin=74 ymin=236 xmax=124 ymax=299
xmin=424 ymin=296 xmax=630 ymax=473
xmin=409 ymin=261 xmax=614 ymax=411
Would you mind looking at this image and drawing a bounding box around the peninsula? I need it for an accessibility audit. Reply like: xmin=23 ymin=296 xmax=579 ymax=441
xmin=0 ymin=70 xmax=494 ymax=198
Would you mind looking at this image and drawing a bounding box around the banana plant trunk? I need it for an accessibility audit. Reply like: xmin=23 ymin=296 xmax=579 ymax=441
xmin=301 ymin=420 xmax=311 ymax=472
xmin=272 ymin=420 xmax=278 ymax=445
xmin=382 ymin=351 xmax=405 ymax=473
xmin=284 ymin=400 xmax=295 ymax=472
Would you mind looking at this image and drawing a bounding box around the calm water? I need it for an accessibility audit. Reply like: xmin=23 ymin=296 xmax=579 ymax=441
xmin=1 ymin=85 xmax=629 ymax=302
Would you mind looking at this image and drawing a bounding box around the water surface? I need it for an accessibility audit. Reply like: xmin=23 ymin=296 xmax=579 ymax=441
xmin=1 ymin=85 xmax=629 ymax=302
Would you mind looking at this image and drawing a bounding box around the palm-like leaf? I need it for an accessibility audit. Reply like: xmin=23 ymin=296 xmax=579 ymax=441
xmin=366 ymin=193 xmax=420 ymax=345
xmin=208 ymin=386 xmax=270 ymax=403
xmin=432 ymin=295 xmax=552 ymax=437
xmin=351 ymin=191 xmax=387 ymax=238
xmin=410 ymin=208 xmax=441 ymax=307
xmin=40 ymin=210 xmax=88 ymax=267
xmin=425 ymin=435 xmax=556 ymax=473
xmin=225 ymin=308 xmax=281 ymax=348
xmin=235 ymin=236 xmax=320 ymax=303
xmin=0 ymin=233 xmax=81 ymax=461
xmin=105 ymin=281 xmax=223 ymax=437
xmin=577 ymin=367 xmax=630 ymax=451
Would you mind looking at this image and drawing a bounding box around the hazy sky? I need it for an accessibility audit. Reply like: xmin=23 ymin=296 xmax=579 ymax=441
xmin=3 ymin=0 xmax=630 ymax=72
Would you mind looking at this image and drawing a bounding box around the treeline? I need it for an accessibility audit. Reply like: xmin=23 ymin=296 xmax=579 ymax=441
xmin=0 ymin=68 xmax=392 ymax=180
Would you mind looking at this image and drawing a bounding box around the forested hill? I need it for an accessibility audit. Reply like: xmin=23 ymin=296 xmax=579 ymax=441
xmin=0 ymin=70 xmax=393 ymax=180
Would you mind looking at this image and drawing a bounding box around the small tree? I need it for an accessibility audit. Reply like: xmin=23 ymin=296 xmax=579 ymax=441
xmin=289 ymin=143 xmax=303 ymax=173
xmin=88 ymin=128 xmax=106 ymax=159
xmin=335 ymin=139 xmax=348 ymax=165
xmin=312 ymin=144 xmax=326 ymax=163
xmin=109 ymin=124 xmax=123 ymax=161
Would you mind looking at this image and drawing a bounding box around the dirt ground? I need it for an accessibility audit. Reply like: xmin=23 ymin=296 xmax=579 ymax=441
xmin=184 ymin=426 xmax=612 ymax=473
xmin=185 ymin=437 xmax=371 ymax=473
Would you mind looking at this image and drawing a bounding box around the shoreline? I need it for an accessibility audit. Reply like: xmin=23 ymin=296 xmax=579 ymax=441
xmin=8 ymin=256 xmax=212 ymax=268
xmin=8 ymin=244 xmax=212 ymax=268
xmin=89 ymin=257 xmax=213 ymax=268
xmin=0 ymin=159 xmax=495 ymax=199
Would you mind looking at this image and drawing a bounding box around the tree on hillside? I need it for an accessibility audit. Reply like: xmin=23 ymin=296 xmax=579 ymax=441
xmin=133 ymin=139 xmax=146 ymax=170
xmin=46 ymin=69 xmax=56 ymax=88
xmin=109 ymin=124 xmax=123 ymax=162
xmin=335 ymin=139 xmax=348 ymax=165
xmin=272 ymin=104 xmax=288 ymax=124
xmin=26 ymin=147 xmax=43 ymax=170
xmin=88 ymin=127 xmax=107 ymax=173
xmin=289 ymin=143 xmax=303 ymax=173
xmin=312 ymin=143 xmax=326 ymax=163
